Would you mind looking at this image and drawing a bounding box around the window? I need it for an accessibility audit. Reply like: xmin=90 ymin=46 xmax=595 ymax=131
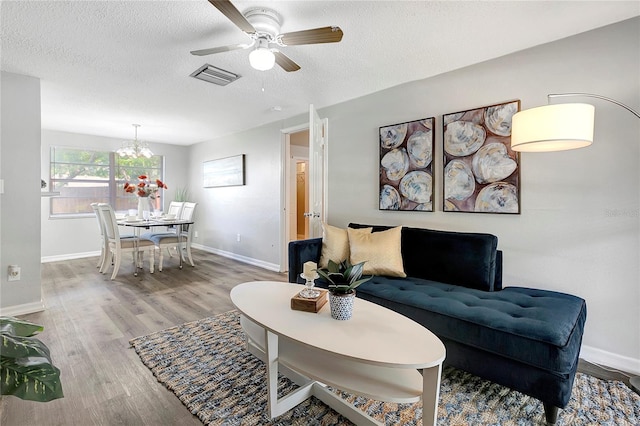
xmin=49 ymin=147 xmax=164 ymax=217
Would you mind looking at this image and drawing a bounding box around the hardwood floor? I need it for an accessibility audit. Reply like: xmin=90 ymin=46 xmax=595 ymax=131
xmin=1 ymin=251 xmax=636 ymax=425
xmin=0 ymin=250 xmax=287 ymax=426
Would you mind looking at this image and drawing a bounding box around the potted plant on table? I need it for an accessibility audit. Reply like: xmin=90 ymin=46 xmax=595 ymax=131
xmin=316 ymin=260 xmax=371 ymax=320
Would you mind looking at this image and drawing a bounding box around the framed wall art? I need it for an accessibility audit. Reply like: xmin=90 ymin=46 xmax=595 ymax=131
xmin=379 ymin=117 xmax=435 ymax=211
xmin=442 ymin=100 xmax=521 ymax=214
xmin=203 ymin=154 xmax=245 ymax=188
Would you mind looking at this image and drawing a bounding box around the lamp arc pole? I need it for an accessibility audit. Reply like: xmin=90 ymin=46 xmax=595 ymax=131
xmin=513 ymin=92 xmax=639 ymax=393
xmin=550 ymin=93 xmax=639 ymax=394
xmin=547 ymin=93 xmax=640 ymax=118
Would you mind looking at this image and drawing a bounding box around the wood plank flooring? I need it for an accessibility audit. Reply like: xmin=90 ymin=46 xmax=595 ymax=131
xmin=1 ymin=250 xmax=636 ymax=425
xmin=0 ymin=250 xmax=287 ymax=426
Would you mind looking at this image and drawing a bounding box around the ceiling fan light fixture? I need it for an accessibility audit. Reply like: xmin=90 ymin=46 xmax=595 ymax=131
xmin=249 ymin=43 xmax=275 ymax=71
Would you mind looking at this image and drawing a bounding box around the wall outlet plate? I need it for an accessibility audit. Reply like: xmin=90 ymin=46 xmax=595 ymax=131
xmin=8 ymin=265 xmax=21 ymax=281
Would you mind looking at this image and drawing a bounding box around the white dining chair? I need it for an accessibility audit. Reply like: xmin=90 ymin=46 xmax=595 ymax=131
xmin=167 ymin=201 xmax=184 ymax=219
xmin=97 ymin=203 xmax=155 ymax=280
xmin=90 ymin=203 xmax=108 ymax=270
xmin=145 ymin=202 xmax=197 ymax=271
xmin=160 ymin=201 xmax=185 ymax=258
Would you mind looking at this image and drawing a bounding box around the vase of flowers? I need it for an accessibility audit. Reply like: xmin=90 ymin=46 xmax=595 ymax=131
xmin=124 ymin=175 xmax=167 ymax=218
xmin=316 ymin=259 xmax=371 ymax=320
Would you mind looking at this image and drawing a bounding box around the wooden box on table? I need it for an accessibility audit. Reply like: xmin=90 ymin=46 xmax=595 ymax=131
xmin=291 ymin=289 xmax=328 ymax=313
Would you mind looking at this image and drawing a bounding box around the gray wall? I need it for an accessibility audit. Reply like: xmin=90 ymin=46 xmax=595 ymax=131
xmin=1 ymin=72 xmax=43 ymax=312
xmin=190 ymin=18 xmax=639 ymax=371
xmin=40 ymin=129 xmax=190 ymax=260
xmin=188 ymin=121 xmax=300 ymax=269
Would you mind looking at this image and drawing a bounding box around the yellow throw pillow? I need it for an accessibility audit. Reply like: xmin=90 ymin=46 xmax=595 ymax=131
xmin=319 ymin=224 xmax=371 ymax=268
xmin=348 ymin=226 xmax=406 ymax=277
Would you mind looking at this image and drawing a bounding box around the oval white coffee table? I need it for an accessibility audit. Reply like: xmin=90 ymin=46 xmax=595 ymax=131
xmin=230 ymin=281 xmax=446 ymax=426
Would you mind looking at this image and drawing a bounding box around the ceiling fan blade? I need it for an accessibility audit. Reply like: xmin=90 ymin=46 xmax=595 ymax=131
xmin=279 ymin=26 xmax=343 ymax=46
xmin=208 ymin=0 xmax=256 ymax=34
xmin=273 ymin=51 xmax=301 ymax=72
xmin=190 ymin=43 xmax=251 ymax=56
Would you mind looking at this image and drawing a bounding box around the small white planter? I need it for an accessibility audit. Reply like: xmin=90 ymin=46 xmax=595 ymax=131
xmin=329 ymin=291 xmax=356 ymax=320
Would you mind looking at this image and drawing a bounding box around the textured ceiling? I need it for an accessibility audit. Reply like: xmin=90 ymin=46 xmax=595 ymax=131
xmin=1 ymin=1 xmax=638 ymax=145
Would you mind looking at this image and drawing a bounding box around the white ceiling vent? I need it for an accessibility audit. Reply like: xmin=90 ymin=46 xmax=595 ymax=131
xmin=190 ymin=64 xmax=240 ymax=86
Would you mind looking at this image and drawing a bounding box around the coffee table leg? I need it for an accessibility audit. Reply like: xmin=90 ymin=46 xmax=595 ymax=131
xmin=265 ymin=330 xmax=279 ymax=417
xmin=422 ymin=363 xmax=442 ymax=426
xmin=264 ymin=329 xmax=314 ymax=419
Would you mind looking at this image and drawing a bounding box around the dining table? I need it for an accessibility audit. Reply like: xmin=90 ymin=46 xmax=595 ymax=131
xmin=117 ymin=217 xmax=194 ymax=272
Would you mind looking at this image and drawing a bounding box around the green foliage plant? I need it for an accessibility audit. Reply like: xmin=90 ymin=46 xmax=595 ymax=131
xmin=0 ymin=317 xmax=64 ymax=402
xmin=316 ymin=260 xmax=372 ymax=294
xmin=174 ymin=186 xmax=189 ymax=202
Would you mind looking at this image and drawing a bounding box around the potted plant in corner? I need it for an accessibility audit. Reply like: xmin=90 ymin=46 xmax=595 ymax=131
xmin=316 ymin=260 xmax=371 ymax=320
xmin=0 ymin=317 xmax=64 ymax=402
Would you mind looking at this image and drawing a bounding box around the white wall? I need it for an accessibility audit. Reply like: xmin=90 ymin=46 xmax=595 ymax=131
xmin=1 ymin=71 xmax=43 ymax=314
xmin=189 ymin=18 xmax=639 ymax=372
xmin=40 ymin=129 xmax=189 ymax=260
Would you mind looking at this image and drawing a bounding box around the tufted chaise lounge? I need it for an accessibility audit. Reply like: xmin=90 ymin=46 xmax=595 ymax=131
xmin=288 ymin=224 xmax=587 ymax=425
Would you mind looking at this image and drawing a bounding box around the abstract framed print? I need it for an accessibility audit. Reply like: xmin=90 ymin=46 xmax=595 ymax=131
xmin=442 ymin=100 xmax=521 ymax=214
xmin=379 ymin=117 xmax=435 ymax=211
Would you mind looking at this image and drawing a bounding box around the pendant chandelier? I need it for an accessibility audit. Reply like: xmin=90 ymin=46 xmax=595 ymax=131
xmin=116 ymin=124 xmax=153 ymax=159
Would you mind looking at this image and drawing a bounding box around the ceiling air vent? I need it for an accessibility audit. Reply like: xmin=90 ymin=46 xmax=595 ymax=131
xmin=190 ymin=64 xmax=240 ymax=86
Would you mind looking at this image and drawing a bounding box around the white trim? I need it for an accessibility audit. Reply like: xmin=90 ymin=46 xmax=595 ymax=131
xmin=190 ymin=243 xmax=280 ymax=272
xmin=280 ymin=122 xmax=311 ymax=273
xmin=0 ymin=300 xmax=46 ymax=316
xmin=42 ymin=251 xmax=100 ymax=263
xmin=41 ymin=246 xmax=281 ymax=272
xmin=581 ymin=344 xmax=640 ymax=375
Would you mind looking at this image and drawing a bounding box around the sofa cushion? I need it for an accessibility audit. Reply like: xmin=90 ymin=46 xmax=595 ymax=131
xmin=354 ymin=276 xmax=587 ymax=374
xmin=319 ymin=224 xmax=371 ymax=268
xmin=348 ymin=226 xmax=406 ymax=277
xmin=349 ymin=223 xmax=498 ymax=291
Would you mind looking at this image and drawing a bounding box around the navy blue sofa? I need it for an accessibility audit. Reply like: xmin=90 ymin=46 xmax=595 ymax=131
xmin=288 ymin=224 xmax=587 ymax=425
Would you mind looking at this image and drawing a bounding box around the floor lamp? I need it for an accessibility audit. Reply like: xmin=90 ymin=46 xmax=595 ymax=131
xmin=510 ymin=93 xmax=640 ymax=394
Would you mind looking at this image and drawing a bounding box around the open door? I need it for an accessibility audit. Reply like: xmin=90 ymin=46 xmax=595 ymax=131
xmin=306 ymin=104 xmax=327 ymax=238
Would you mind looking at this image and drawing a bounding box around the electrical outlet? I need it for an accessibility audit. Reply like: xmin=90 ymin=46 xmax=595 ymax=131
xmin=194 ymin=231 xmax=198 ymax=238
xmin=237 ymin=233 xmax=241 ymax=242
xmin=8 ymin=265 xmax=21 ymax=282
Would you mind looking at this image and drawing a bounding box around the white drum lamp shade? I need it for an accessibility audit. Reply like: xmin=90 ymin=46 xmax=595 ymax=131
xmin=249 ymin=47 xmax=275 ymax=71
xmin=511 ymin=103 xmax=595 ymax=152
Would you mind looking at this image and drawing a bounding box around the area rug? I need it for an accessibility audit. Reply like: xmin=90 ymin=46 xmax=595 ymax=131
xmin=130 ymin=310 xmax=640 ymax=425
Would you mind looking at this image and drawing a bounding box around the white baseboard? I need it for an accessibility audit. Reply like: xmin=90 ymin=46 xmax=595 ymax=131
xmin=191 ymin=243 xmax=281 ymax=272
xmin=42 ymin=251 xmax=100 ymax=263
xmin=581 ymin=344 xmax=640 ymax=376
xmin=0 ymin=300 xmax=46 ymax=317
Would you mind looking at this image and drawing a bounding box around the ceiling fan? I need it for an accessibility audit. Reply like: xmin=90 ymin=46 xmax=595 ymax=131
xmin=191 ymin=0 xmax=343 ymax=72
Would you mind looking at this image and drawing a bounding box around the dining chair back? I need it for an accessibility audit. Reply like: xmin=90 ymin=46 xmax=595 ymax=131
xmin=179 ymin=202 xmax=198 ymax=266
xmin=97 ymin=203 xmax=155 ymax=280
xmin=144 ymin=202 xmax=198 ymax=271
xmin=167 ymin=201 xmax=184 ymax=219
xmin=90 ymin=203 xmax=108 ymax=270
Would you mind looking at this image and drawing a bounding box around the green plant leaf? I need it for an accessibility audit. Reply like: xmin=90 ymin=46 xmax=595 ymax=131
xmin=0 ymin=317 xmax=63 ymax=402
xmin=0 ymin=357 xmax=64 ymax=402
xmin=327 ymin=260 xmax=340 ymax=273
xmin=0 ymin=317 xmax=43 ymax=337
xmin=1 ymin=333 xmax=52 ymax=360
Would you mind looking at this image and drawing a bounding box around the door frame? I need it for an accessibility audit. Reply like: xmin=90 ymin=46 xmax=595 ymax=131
xmin=280 ymin=123 xmax=309 ymax=272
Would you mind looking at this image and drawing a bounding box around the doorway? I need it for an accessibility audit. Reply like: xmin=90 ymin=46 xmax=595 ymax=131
xmin=280 ymin=105 xmax=328 ymax=272
xmin=281 ymin=126 xmax=309 ymax=272
xmin=294 ymin=160 xmax=310 ymax=240
xmin=288 ymin=129 xmax=310 ymax=242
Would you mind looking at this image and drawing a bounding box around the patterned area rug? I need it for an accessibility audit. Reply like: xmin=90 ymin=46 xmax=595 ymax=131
xmin=130 ymin=310 xmax=640 ymax=425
